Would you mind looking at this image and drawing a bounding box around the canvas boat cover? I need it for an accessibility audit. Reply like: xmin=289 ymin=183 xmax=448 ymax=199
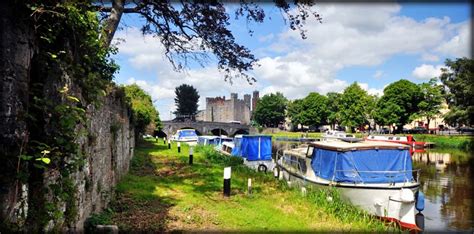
xmin=232 ymin=135 xmax=272 ymax=161
xmin=310 ymin=146 xmax=413 ymax=183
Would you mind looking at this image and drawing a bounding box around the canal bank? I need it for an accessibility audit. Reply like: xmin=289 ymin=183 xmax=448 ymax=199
xmin=86 ymin=140 xmax=393 ymax=232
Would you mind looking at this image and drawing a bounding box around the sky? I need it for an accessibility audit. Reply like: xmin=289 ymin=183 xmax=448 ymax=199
xmin=111 ymin=2 xmax=471 ymax=120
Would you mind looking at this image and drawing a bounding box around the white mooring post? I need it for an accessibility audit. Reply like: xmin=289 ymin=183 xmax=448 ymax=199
xmin=177 ymin=142 xmax=181 ymax=153
xmin=163 ymin=137 xmax=166 ymax=144
xmin=223 ymin=167 xmax=231 ymax=197
xmin=247 ymin=178 xmax=252 ymax=195
xmin=167 ymin=139 xmax=171 ymax=149
xmin=189 ymin=147 xmax=193 ymax=165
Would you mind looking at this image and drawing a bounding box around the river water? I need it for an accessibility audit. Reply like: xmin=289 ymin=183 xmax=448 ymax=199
xmin=412 ymin=148 xmax=474 ymax=231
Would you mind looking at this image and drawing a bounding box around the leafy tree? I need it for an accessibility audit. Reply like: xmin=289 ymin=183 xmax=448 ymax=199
xmin=439 ymin=57 xmax=474 ymax=126
xmin=123 ymin=84 xmax=158 ymax=136
xmin=416 ymin=78 xmax=444 ymax=128
xmin=155 ymin=112 xmax=163 ymax=131
xmin=253 ymin=92 xmax=287 ymax=127
xmin=287 ymin=99 xmax=305 ymax=128
xmin=338 ymin=83 xmax=371 ymax=132
xmin=366 ymin=95 xmax=379 ymax=131
xmin=98 ymin=1 xmax=321 ymax=82
xmin=287 ymin=93 xmax=328 ymax=128
xmin=174 ymin=84 xmax=200 ymax=117
xmin=376 ymin=79 xmax=422 ymax=132
xmin=326 ymin=92 xmax=342 ymax=130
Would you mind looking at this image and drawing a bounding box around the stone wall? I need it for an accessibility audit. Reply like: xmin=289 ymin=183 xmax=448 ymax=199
xmin=0 ymin=2 xmax=135 ymax=230
xmin=72 ymin=88 xmax=134 ymax=230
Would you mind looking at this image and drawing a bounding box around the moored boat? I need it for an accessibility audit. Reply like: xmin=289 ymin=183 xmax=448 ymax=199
xmin=197 ymin=135 xmax=219 ymax=145
xmin=322 ymin=130 xmax=362 ymax=142
xmin=171 ymin=129 xmax=198 ymax=142
xmin=365 ymin=135 xmax=429 ymax=148
xmin=275 ymin=140 xmax=423 ymax=230
xmin=218 ymin=135 xmax=275 ymax=172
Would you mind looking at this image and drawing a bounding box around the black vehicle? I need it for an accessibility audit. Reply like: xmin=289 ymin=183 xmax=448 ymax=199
xmin=408 ymin=127 xmax=428 ymax=134
xmin=456 ymin=126 xmax=474 ymax=133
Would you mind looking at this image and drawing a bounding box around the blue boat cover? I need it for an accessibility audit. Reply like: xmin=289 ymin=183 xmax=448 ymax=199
xmin=234 ymin=135 xmax=272 ymax=161
xmin=310 ymin=148 xmax=413 ymax=183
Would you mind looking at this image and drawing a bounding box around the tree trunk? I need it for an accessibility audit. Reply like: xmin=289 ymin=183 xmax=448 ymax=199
xmin=102 ymin=0 xmax=125 ymax=48
xmin=0 ymin=1 xmax=35 ymax=228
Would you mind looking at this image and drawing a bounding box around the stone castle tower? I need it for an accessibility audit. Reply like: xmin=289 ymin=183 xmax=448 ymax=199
xmin=202 ymin=91 xmax=258 ymax=124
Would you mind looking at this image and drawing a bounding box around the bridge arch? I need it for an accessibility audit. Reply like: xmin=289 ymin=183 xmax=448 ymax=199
xmin=232 ymin=129 xmax=249 ymax=136
xmin=154 ymin=130 xmax=167 ymax=138
xmin=210 ymin=128 xmax=229 ymax=136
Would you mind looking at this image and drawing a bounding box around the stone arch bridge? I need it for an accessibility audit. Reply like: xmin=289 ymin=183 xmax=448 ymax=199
xmin=159 ymin=121 xmax=251 ymax=137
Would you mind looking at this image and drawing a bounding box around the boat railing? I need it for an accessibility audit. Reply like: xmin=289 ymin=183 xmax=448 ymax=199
xmin=334 ymin=169 xmax=421 ymax=183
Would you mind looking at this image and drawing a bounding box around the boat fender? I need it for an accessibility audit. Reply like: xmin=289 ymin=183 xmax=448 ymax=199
xmin=415 ymin=191 xmax=425 ymax=212
xmin=258 ymin=164 xmax=268 ymax=173
xmin=400 ymin=189 xmax=414 ymax=203
xmin=273 ymin=166 xmax=280 ymax=178
xmin=415 ymin=212 xmax=425 ymax=230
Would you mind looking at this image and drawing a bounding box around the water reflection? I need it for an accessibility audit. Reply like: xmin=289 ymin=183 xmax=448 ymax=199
xmin=413 ymin=149 xmax=474 ymax=231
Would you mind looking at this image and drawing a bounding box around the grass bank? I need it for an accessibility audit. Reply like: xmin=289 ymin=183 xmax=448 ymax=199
xmin=268 ymin=131 xmax=473 ymax=151
xmin=413 ymin=134 xmax=473 ymax=151
xmin=86 ymin=140 xmax=394 ymax=232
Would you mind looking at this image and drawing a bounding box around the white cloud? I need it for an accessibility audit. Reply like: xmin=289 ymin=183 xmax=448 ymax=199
xmin=411 ymin=64 xmax=446 ymax=80
xmin=258 ymin=33 xmax=274 ymax=42
xmin=254 ymin=3 xmax=463 ymax=99
xmin=421 ymin=53 xmax=440 ymax=62
xmin=436 ymin=21 xmax=471 ymax=58
xmin=373 ymin=70 xmax=384 ymax=79
xmin=359 ymin=83 xmax=384 ymax=97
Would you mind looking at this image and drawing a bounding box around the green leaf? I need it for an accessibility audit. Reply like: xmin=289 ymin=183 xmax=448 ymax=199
xmin=59 ymin=85 xmax=69 ymax=94
xmin=67 ymin=96 xmax=80 ymax=103
xmin=36 ymin=157 xmax=51 ymax=164
xmin=20 ymin=155 xmax=33 ymax=160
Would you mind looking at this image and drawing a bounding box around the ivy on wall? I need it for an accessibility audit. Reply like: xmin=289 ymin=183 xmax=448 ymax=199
xmin=15 ymin=2 xmax=118 ymax=230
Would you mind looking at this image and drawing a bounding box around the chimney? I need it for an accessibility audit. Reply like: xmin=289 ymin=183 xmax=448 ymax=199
xmin=252 ymin=91 xmax=259 ymax=111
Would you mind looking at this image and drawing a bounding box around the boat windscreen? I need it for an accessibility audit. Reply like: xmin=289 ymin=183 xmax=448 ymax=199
xmin=311 ymin=148 xmax=413 ymax=183
xmin=231 ymin=137 xmax=242 ymax=156
xmin=179 ymin=130 xmax=197 ymax=137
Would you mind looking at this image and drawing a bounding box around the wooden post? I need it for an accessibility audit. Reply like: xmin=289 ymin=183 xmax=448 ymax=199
xmin=163 ymin=137 xmax=166 ymax=144
xmin=177 ymin=142 xmax=181 ymax=153
xmin=247 ymin=178 xmax=252 ymax=195
xmin=168 ymin=139 xmax=171 ymax=149
xmin=223 ymin=167 xmax=231 ymax=197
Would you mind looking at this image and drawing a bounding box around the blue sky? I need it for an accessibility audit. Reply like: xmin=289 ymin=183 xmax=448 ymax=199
xmin=112 ymin=2 xmax=471 ymax=120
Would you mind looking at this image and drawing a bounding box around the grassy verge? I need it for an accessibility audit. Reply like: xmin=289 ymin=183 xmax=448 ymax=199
xmin=412 ymin=134 xmax=473 ymax=150
xmin=86 ymin=140 xmax=395 ymax=232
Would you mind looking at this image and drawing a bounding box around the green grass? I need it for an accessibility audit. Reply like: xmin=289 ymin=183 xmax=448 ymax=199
xmin=268 ymin=131 xmax=473 ymax=150
xmin=89 ymin=139 xmax=396 ymax=232
xmin=412 ymin=134 xmax=473 ymax=150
